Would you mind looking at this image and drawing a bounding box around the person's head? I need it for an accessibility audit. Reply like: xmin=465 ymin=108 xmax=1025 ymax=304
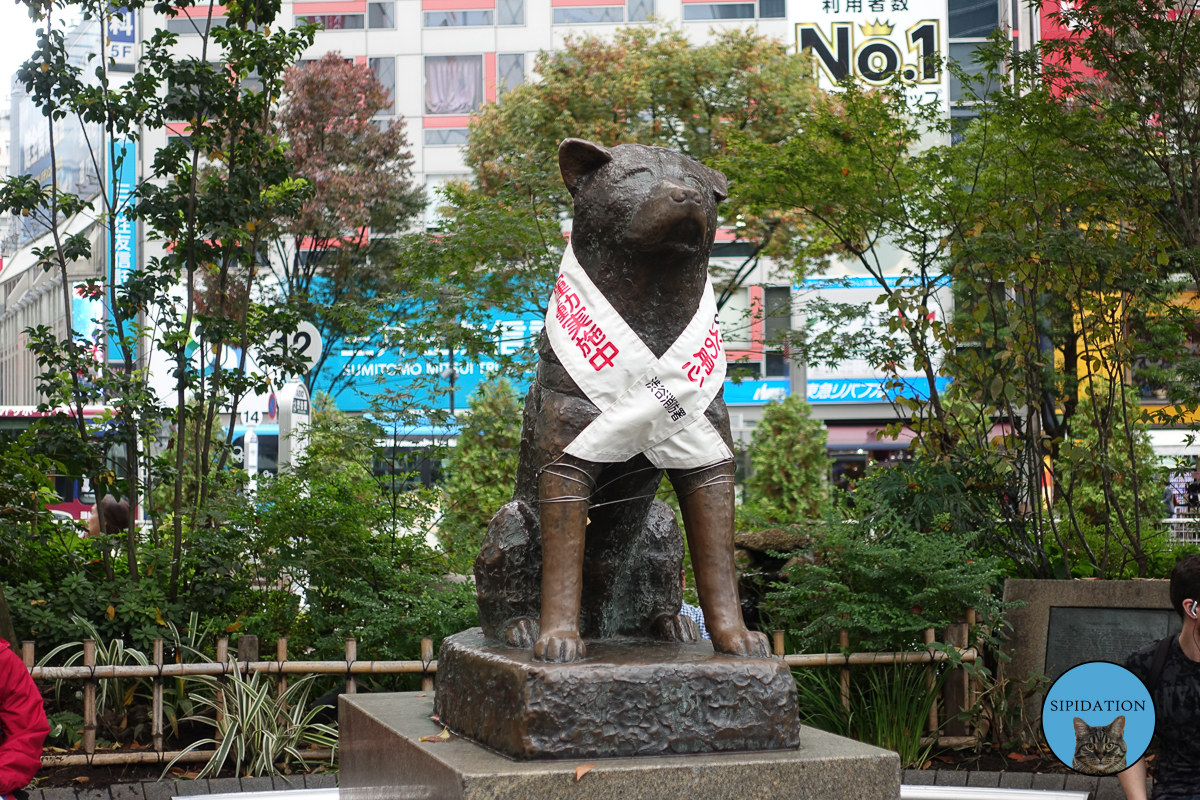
xmin=86 ymin=495 xmax=130 ymax=538
xmin=1169 ymin=553 xmax=1200 ymax=623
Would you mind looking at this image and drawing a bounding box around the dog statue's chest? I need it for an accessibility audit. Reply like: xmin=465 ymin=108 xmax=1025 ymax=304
xmin=578 ymin=258 xmax=708 ymax=360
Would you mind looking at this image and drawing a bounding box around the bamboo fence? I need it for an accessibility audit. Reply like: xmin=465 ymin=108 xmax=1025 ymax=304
xmin=26 ymin=611 xmax=982 ymax=768
xmin=26 ymin=635 xmax=435 ymax=768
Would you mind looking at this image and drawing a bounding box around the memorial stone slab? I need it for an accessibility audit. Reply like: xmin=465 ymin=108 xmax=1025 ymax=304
xmin=340 ymin=692 xmax=900 ymax=800
xmin=434 ymin=628 xmax=799 ymax=760
xmin=1002 ymin=579 xmax=1173 ymax=719
xmin=1044 ymin=607 xmax=1182 ymax=683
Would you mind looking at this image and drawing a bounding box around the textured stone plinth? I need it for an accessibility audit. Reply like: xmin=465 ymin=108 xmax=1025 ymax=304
xmin=341 ymin=692 xmax=900 ymax=800
xmin=432 ymin=628 xmax=800 ymax=760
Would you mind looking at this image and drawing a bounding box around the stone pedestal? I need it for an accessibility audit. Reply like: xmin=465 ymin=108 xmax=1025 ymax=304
xmin=432 ymin=629 xmax=799 ymax=760
xmin=340 ymin=692 xmax=900 ymax=800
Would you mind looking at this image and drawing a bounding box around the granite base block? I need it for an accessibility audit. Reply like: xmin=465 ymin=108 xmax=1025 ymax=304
xmin=341 ymin=692 xmax=900 ymax=800
xmin=433 ymin=628 xmax=800 ymax=759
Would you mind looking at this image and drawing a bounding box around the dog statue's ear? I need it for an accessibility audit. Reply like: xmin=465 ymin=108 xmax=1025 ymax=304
xmin=559 ymin=138 xmax=613 ymax=196
xmin=708 ymin=167 xmax=729 ymax=203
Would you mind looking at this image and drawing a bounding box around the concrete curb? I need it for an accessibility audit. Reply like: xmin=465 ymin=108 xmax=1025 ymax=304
xmin=902 ymin=769 xmax=1145 ymax=799
xmin=32 ymin=774 xmax=338 ymax=800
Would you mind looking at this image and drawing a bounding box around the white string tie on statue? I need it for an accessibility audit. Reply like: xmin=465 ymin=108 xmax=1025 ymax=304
xmin=544 ymin=245 xmax=733 ymax=470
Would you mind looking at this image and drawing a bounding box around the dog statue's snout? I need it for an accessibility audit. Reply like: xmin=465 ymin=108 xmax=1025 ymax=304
xmin=667 ymin=181 xmax=702 ymax=205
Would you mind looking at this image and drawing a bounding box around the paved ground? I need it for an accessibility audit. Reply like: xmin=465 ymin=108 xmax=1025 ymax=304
xmin=31 ymin=774 xmax=338 ymax=800
xmin=902 ymin=769 xmax=1144 ymax=798
xmin=34 ymin=768 xmax=1141 ymax=799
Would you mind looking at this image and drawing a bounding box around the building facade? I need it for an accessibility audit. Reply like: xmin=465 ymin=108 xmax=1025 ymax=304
xmin=2 ymin=0 xmax=1021 ymax=470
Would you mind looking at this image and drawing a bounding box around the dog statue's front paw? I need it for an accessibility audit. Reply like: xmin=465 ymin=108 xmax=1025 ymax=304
xmin=711 ymin=627 xmax=770 ymax=658
xmin=652 ymin=613 xmax=700 ymax=643
xmin=503 ymin=617 xmax=539 ymax=648
xmin=533 ymin=630 xmax=586 ymax=663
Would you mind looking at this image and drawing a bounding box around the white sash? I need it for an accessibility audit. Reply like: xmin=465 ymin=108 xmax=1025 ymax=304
xmin=545 ymin=246 xmax=733 ymax=470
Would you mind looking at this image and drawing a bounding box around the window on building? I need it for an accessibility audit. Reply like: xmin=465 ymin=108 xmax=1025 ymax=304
xmin=369 ymin=2 xmax=395 ymax=28
xmin=717 ymin=287 xmax=752 ymax=349
xmin=627 ymin=0 xmax=654 ymax=22
xmin=498 ymin=0 xmax=525 ymax=25
xmin=424 ymin=10 xmax=494 ymax=25
xmin=950 ymin=107 xmax=976 ymax=146
xmin=552 ymin=6 xmax=624 ymax=23
xmin=764 ymin=286 xmax=791 ymax=378
xmin=166 ymin=16 xmax=227 ymax=34
xmin=370 ymin=57 xmax=396 ymax=116
xmin=949 ymin=0 xmax=999 ymax=37
xmin=425 ymin=128 xmax=470 ymax=146
xmin=759 ymin=0 xmax=785 ymax=16
xmin=947 ymin=0 xmax=1000 ymax=139
xmin=497 ymin=53 xmax=524 ymax=94
xmin=425 ymin=55 xmax=484 ymax=115
xmin=295 ymin=14 xmax=365 ymax=28
xmin=948 ymin=42 xmax=1002 ymax=104
xmin=683 ymin=3 xmax=755 ymax=20
xmin=425 ymin=174 xmax=471 ymax=228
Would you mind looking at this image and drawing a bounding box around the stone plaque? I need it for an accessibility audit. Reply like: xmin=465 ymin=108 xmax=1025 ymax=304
xmin=1044 ymin=607 xmax=1182 ymax=683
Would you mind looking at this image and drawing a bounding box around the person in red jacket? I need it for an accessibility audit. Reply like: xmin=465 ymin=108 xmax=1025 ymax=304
xmin=0 ymin=639 xmax=48 ymax=800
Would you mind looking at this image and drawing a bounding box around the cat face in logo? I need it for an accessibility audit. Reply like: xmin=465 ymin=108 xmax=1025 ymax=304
xmin=1072 ymin=715 xmax=1128 ymax=775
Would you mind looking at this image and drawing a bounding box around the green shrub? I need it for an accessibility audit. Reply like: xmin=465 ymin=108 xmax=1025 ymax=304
xmin=439 ymin=379 xmax=522 ymax=568
xmin=170 ymin=669 xmax=337 ymax=778
xmin=741 ymin=395 xmax=829 ymax=525
xmin=763 ymin=505 xmax=1006 ymax=653
xmin=796 ymin=664 xmax=947 ymax=767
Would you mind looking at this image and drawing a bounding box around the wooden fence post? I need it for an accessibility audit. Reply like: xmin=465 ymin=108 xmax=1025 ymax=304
xmin=276 ymin=637 xmax=288 ymax=699
xmin=839 ymin=628 xmax=850 ymax=713
xmin=943 ymin=622 xmax=970 ymax=737
xmin=345 ymin=638 xmax=357 ymax=695
xmin=21 ymin=641 xmax=34 ymax=670
xmin=82 ymin=639 xmax=96 ymax=755
xmin=215 ymin=637 xmax=228 ymax=741
xmin=237 ymin=634 xmax=259 ymax=664
xmin=924 ymin=627 xmax=938 ymax=736
xmin=772 ymin=630 xmax=785 ymax=657
xmin=152 ymin=639 xmax=164 ymax=753
xmin=420 ymin=638 xmax=434 ymax=693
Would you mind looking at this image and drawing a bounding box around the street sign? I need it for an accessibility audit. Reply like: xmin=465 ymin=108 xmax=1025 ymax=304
xmin=262 ymin=321 xmax=323 ymax=376
xmin=277 ymin=380 xmax=311 ymax=469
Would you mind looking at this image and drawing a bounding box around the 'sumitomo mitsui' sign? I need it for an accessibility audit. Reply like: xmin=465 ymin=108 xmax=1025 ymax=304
xmin=795 ymin=0 xmax=950 ymax=115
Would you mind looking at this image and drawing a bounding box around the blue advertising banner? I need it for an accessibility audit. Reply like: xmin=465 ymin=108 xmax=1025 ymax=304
xmin=723 ymin=379 xmax=790 ymax=405
xmin=313 ymin=314 xmax=546 ymax=412
xmin=806 ymin=376 xmax=952 ymax=404
xmin=107 ymin=139 xmax=137 ymax=362
xmin=313 ymin=314 xmax=796 ymax=413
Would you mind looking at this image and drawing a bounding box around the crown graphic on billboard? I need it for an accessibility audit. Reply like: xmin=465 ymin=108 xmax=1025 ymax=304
xmin=859 ymin=19 xmax=895 ymax=36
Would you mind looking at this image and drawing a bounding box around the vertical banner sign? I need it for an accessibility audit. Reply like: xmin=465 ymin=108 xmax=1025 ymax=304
xmin=106 ymin=7 xmax=136 ymax=67
xmin=71 ymin=282 xmax=105 ymax=363
xmin=108 ymin=139 xmax=138 ymax=362
xmin=795 ymin=0 xmax=949 ymax=115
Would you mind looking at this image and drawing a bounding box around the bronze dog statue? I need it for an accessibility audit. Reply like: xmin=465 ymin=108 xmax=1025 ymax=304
xmin=475 ymin=138 xmax=769 ymax=664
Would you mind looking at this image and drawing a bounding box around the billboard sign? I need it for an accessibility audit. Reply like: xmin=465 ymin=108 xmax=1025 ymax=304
xmin=107 ymin=139 xmax=138 ymax=362
xmin=305 ymin=314 xmax=797 ymax=414
xmin=106 ymin=7 xmax=136 ymax=66
xmin=71 ymin=282 xmax=105 ymax=362
xmin=11 ymin=20 xmax=103 ymax=243
xmin=795 ymin=0 xmax=950 ymax=114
